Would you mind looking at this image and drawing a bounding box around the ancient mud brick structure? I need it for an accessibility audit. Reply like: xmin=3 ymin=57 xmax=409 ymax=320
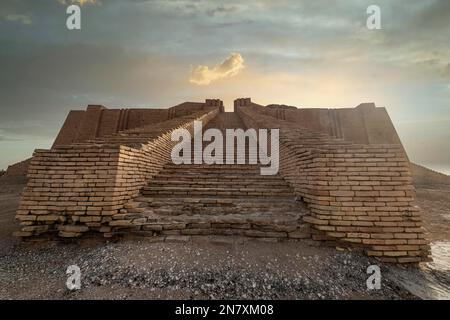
xmin=15 ymin=98 xmax=431 ymax=263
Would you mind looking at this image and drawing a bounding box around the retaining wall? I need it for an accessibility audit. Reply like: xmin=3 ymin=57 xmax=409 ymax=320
xmin=15 ymin=108 xmax=219 ymax=238
xmin=236 ymin=101 xmax=430 ymax=263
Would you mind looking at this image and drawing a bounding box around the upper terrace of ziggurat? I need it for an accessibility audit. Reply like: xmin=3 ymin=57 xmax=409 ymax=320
xmin=13 ymin=98 xmax=431 ymax=264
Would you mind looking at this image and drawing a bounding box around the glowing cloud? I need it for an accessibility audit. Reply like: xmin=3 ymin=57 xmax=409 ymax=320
xmin=189 ymin=53 xmax=245 ymax=86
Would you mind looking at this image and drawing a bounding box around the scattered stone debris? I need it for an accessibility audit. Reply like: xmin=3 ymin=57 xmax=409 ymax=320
xmin=0 ymin=240 xmax=416 ymax=299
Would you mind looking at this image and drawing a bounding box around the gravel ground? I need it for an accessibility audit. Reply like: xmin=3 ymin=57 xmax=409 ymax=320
xmin=0 ymin=239 xmax=415 ymax=300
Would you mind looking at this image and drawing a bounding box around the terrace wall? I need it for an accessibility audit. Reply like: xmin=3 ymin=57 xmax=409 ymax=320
xmin=236 ymin=100 xmax=430 ymax=263
xmin=255 ymin=102 xmax=401 ymax=145
xmin=15 ymin=107 xmax=219 ymax=238
xmin=52 ymin=102 xmax=209 ymax=147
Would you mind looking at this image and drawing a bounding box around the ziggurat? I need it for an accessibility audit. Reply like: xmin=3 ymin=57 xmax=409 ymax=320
xmin=14 ymin=98 xmax=431 ymax=264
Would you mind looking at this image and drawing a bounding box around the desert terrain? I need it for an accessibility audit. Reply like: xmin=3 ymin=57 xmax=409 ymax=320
xmin=0 ymin=175 xmax=448 ymax=300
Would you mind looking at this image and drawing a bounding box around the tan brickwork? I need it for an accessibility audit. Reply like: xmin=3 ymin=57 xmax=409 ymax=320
xmin=236 ymin=101 xmax=430 ymax=263
xmin=15 ymin=102 xmax=219 ymax=238
xmin=13 ymin=97 xmax=431 ymax=264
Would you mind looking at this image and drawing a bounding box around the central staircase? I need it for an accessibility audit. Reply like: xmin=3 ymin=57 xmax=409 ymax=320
xmin=110 ymin=113 xmax=310 ymax=240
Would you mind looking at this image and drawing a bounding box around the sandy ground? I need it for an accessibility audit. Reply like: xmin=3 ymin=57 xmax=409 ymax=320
xmin=0 ymin=176 xmax=26 ymax=253
xmin=415 ymin=185 xmax=450 ymax=242
xmin=0 ymin=177 xmax=448 ymax=300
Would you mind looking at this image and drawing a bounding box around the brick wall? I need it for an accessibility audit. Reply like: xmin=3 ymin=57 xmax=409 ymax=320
xmin=236 ymin=101 xmax=430 ymax=263
xmin=52 ymin=102 xmax=210 ymax=148
xmin=257 ymin=102 xmax=401 ymax=145
xmin=13 ymin=96 xmax=432 ymax=263
xmin=15 ymin=107 xmax=219 ymax=238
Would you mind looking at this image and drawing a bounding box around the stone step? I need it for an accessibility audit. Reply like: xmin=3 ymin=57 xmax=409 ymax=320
xmin=126 ymin=207 xmax=307 ymax=225
xmin=143 ymin=201 xmax=300 ymax=208
xmin=164 ymin=163 xmax=263 ymax=168
xmin=154 ymin=171 xmax=281 ymax=177
xmin=147 ymin=180 xmax=289 ymax=187
xmin=145 ymin=205 xmax=302 ymax=214
xmin=141 ymin=192 xmax=293 ymax=197
xmin=151 ymin=174 xmax=286 ymax=181
xmin=151 ymin=171 xmax=284 ymax=181
xmin=184 ymin=155 xmax=263 ymax=160
xmin=195 ymin=213 xmax=304 ymax=226
xmin=141 ymin=186 xmax=293 ymax=197
xmin=139 ymin=204 xmax=307 ymax=218
xmin=161 ymin=167 xmax=265 ymax=173
xmin=158 ymin=173 xmax=267 ymax=179
xmin=146 ymin=207 xmax=303 ymax=217
xmin=135 ymin=196 xmax=300 ymax=205
xmin=159 ymin=166 xmax=278 ymax=171
xmin=134 ymin=195 xmax=307 ymax=217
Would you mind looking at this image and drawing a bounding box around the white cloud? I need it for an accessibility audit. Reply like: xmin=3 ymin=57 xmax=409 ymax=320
xmin=189 ymin=53 xmax=245 ymax=85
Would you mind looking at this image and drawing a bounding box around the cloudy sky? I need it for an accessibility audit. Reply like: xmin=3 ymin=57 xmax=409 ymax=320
xmin=0 ymin=0 xmax=449 ymax=173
